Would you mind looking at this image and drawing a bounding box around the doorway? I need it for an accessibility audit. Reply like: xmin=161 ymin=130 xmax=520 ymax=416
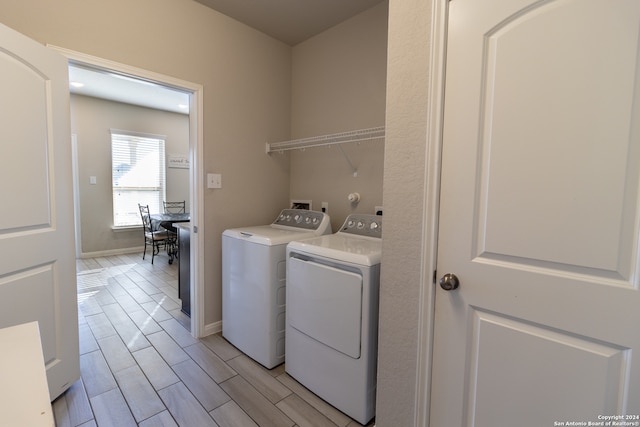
xmin=49 ymin=45 xmax=206 ymax=339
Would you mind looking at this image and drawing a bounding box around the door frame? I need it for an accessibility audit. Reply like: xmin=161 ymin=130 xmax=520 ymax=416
xmin=48 ymin=45 xmax=206 ymax=339
xmin=415 ymin=0 xmax=449 ymax=425
xmin=71 ymin=134 xmax=82 ymax=259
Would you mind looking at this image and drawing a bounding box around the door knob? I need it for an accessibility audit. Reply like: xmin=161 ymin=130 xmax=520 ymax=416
xmin=439 ymin=273 xmax=460 ymax=291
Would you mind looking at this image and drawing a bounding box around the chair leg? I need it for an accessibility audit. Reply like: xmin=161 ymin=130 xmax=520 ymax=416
xmin=142 ymin=239 xmax=147 ymax=260
xmin=167 ymin=237 xmax=177 ymax=265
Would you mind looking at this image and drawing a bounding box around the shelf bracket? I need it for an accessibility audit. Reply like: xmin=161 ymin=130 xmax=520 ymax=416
xmin=337 ymin=144 xmax=358 ymax=177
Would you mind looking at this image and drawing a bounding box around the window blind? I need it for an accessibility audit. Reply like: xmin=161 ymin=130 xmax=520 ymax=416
xmin=111 ymin=131 xmax=166 ymax=228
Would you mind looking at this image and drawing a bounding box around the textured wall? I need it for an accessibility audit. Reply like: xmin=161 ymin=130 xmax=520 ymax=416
xmin=376 ymin=0 xmax=435 ymax=425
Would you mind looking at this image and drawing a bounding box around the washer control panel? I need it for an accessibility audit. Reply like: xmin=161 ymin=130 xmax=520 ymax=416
xmin=272 ymin=209 xmax=328 ymax=230
xmin=339 ymin=214 xmax=382 ymax=238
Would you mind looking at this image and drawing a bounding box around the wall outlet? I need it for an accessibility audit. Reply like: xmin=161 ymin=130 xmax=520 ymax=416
xmin=207 ymin=173 xmax=222 ymax=189
xmin=321 ymin=202 xmax=329 ymax=213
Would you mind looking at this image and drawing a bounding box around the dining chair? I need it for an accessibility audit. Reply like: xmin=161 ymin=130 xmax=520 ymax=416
xmin=161 ymin=201 xmax=184 ymax=259
xmin=138 ymin=204 xmax=170 ymax=264
xmin=163 ymin=200 xmax=186 ymax=214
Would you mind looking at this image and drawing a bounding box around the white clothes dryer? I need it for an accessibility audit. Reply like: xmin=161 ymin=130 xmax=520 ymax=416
xmin=222 ymin=209 xmax=331 ymax=369
xmin=285 ymin=214 xmax=382 ymax=425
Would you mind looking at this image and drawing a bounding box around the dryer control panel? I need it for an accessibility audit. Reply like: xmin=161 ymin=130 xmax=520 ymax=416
xmin=272 ymin=209 xmax=329 ymax=231
xmin=339 ymin=214 xmax=382 ymax=238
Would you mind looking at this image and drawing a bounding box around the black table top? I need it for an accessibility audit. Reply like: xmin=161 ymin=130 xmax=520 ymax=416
xmin=150 ymin=213 xmax=190 ymax=232
xmin=149 ymin=213 xmax=190 ymax=222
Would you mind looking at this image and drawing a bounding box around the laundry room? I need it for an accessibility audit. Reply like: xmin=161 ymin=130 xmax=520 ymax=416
xmin=286 ymin=3 xmax=387 ymax=232
xmin=221 ymin=9 xmax=387 ymax=424
xmin=0 ymin=0 xmax=397 ymax=425
xmin=212 ymin=0 xmax=389 ymax=335
xmin=5 ymin=0 xmax=637 ymax=425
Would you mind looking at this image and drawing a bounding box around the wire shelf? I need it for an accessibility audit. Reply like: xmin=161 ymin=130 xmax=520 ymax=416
xmin=265 ymin=126 xmax=385 ymax=154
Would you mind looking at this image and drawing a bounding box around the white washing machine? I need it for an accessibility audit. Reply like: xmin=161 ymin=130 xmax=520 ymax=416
xmin=285 ymin=213 xmax=382 ymax=425
xmin=222 ymin=209 xmax=331 ymax=369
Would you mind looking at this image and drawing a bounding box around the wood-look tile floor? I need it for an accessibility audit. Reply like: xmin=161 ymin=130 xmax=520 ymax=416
xmin=53 ymin=253 xmax=374 ymax=427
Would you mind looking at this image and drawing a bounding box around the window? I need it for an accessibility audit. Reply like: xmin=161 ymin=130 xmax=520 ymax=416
xmin=111 ymin=130 xmax=166 ymax=228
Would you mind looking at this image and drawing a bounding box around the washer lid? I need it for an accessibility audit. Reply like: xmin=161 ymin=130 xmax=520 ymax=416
xmin=223 ymin=225 xmax=327 ymax=246
xmin=288 ymin=234 xmax=382 ymax=266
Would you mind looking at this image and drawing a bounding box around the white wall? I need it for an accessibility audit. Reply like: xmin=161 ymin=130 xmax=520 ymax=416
xmin=290 ymin=2 xmax=388 ymax=231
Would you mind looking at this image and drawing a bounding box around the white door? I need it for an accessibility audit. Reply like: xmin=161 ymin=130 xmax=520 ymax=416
xmin=0 ymin=24 xmax=79 ymax=401
xmin=431 ymin=0 xmax=640 ymax=425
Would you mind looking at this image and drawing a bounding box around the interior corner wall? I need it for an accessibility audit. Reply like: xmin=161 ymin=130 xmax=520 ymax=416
xmin=289 ymin=1 xmax=388 ymax=231
xmin=0 ymin=0 xmax=292 ymax=327
xmin=376 ymin=0 xmax=435 ymax=425
xmin=70 ymin=94 xmax=189 ymax=255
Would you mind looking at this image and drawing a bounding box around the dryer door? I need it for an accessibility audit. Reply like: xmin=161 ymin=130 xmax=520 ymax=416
xmin=288 ymin=257 xmax=363 ymax=359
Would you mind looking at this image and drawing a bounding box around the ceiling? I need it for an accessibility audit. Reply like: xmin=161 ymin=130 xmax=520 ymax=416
xmin=69 ymin=64 xmax=191 ymax=114
xmin=68 ymin=0 xmax=384 ymax=114
xmin=193 ymin=0 xmax=386 ymax=46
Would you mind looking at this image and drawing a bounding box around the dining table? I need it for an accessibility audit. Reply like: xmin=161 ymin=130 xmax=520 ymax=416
xmin=149 ymin=212 xmax=190 ymax=263
xmin=149 ymin=212 xmax=190 ymax=232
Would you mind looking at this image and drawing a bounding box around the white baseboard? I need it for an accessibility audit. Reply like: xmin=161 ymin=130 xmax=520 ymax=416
xmin=203 ymin=321 xmax=222 ymax=337
xmin=80 ymin=247 xmax=144 ymax=259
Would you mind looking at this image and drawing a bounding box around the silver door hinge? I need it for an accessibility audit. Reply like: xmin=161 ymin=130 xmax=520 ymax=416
xmin=193 ymin=226 xmax=198 ymax=233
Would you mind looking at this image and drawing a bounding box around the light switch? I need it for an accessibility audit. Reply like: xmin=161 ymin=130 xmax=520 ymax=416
xmin=207 ymin=173 xmax=222 ymax=189
xmin=90 ymin=176 xmax=97 ymax=185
